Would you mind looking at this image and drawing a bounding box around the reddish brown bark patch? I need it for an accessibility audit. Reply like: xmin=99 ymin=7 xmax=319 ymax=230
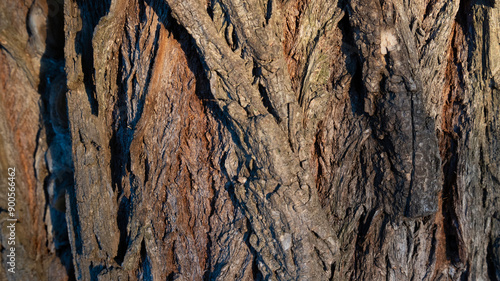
xmin=435 ymin=22 xmax=467 ymax=277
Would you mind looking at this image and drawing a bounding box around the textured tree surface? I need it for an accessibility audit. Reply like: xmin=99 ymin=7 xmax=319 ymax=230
xmin=0 ymin=0 xmax=499 ymax=280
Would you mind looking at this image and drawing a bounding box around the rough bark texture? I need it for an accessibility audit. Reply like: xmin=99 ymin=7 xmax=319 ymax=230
xmin=0 ymin=0 xmax=498 ymax=280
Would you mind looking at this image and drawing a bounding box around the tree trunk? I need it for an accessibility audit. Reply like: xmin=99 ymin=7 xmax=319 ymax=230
xmin=0 ymin=0 xmax=499 ymax=280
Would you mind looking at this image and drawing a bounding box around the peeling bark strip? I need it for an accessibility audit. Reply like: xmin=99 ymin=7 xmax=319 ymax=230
xmin=0 ymin=0 xmax=499 ymax=280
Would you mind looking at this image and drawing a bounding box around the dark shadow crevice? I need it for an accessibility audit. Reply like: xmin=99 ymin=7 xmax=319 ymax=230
xmin=36 ymin=0 xmax=76 ymax=279
xmin=74 ymin=0 xmax=112 ymax=116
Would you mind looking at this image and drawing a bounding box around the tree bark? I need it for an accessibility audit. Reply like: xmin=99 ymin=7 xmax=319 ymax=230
xmin=0 ymin=0 xmax=499 ymax=280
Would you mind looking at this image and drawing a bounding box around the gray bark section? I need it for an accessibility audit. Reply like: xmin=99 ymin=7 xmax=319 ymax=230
xmin=0 ymin=0 xmax=498 ymax=280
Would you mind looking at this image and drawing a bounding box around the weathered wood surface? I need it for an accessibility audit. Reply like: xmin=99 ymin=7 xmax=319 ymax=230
xmin=0 ymin=0 xmax=498 ymax=280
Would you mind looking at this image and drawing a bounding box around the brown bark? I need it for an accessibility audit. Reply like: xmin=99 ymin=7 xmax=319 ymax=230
xmin=0 ymin=0 xmax=498 ymax=280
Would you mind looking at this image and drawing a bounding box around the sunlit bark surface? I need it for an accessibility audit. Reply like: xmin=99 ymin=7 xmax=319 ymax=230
xmin=0 ymin=0 xmax=499 ymax=280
